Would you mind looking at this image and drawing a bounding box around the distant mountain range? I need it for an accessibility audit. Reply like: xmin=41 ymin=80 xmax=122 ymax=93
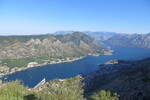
xmin=0 ymin=32 xmax=109 ymax=59
xmin=83 ymin=31 xmax=120 ymax=41
xmin=0 ymin=30 xmax=149 ymax=66
xmin=105 ymin=33 xmax=150 ymax=49
xmin=53 ymin=31 xmax=123 ymax=41
xmin=51 ymin=31 xmax=150 ymax=49
xmin=0 ymin=32 xmax=110 ymax=68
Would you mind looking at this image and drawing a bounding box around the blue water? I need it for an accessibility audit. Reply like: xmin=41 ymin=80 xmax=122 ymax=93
xmin=2 ymin=44 xmax=150 ymax=87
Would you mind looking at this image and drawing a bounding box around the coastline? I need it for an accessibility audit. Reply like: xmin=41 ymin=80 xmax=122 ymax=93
xmin=0 ymin=56 xmax=85 ymax=78
xmin=0 ymin=51 xmax=113 ymax=79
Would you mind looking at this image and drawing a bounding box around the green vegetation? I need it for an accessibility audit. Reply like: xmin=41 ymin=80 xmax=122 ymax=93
xmin=0 ymin=77 xmax=119 ymax=100
xmin=1 ymin=56 xmax=63 ymax=68
xmin=0 ymin=80 xmax=27 ymax=100
xmin=1 ymin=58 xmax=36 ymax=68
xmin=89 ymin=90 xmax=119 ymax=100
xmin=35 ymin=77 xmax=85 ymax=100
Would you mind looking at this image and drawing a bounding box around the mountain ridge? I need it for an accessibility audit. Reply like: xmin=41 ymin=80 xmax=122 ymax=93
xmin=0 ymin=32 xmax=110 ymax=68
xmin=105 ymin=33 xmax=150 ymax=48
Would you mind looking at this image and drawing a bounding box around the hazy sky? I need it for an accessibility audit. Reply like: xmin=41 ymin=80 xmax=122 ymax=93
xmin=0 ymin=0 xmax=150 ymax=35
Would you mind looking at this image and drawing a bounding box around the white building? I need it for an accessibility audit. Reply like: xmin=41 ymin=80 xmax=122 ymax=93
xmin=27 ymin=62 xmax=38 ymax=68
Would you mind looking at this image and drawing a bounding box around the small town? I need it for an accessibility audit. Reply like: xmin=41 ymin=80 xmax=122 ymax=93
xmin=0 ymin=51 xmax=113 ymax=78
xmin=0 ymin=56 xmax=84 ymax=78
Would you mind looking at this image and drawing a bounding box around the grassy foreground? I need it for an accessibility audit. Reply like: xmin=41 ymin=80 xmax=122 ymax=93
xmin=0 ymin=77 xmax=119 ymax=100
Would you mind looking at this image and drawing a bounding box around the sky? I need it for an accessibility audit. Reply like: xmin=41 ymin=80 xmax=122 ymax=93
xmin=0 ymin=0 xmax=150 ymax=35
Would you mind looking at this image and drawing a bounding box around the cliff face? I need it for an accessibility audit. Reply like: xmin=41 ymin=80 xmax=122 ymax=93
xmin=105 ymin=33 xmax=150 ymax=48
xmin=0 ymin=32 xmax=109 ymax=60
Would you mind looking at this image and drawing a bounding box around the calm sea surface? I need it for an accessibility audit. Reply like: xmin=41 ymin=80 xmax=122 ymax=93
xmin=2 ymin=44 xmax=150 ymax=87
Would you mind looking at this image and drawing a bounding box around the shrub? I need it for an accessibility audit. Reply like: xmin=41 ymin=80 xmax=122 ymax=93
xmin=37 ymin=77 xmax=85 ymax=100
xmin=89 ymin=90 xmax=119 ymax=100
xmin=0 ymin=80 xmax=27 ymax=100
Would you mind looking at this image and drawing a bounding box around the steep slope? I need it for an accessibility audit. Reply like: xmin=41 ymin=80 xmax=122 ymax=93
xmin=0 ymin=32 xmax=110 ymax=68
xmin=0 ymin=32 xmax=109 ymax=59
xmin=82 ymin=57 xmax=150 ymax=100
xmin=105 ymin=33 xmax=150 ymax=48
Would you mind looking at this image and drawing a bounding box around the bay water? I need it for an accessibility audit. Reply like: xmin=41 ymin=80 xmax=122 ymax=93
xmin=3 ymin=44 xmax=150 ymax=87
